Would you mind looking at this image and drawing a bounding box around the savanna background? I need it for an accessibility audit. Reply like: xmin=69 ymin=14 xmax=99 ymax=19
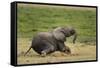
xmin=17 ymin=3 xmax=97 ymax=65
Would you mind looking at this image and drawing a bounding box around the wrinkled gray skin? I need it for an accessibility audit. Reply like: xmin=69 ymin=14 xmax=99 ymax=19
xmin=24 ymin=27 xmax=77 ymax=57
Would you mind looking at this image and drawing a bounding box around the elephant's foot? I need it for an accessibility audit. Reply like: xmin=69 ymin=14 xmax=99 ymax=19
xmin=65 ymin=49 xmax=71 ymax=54
xmin=41 ymin=51 xmax=46 ymax=57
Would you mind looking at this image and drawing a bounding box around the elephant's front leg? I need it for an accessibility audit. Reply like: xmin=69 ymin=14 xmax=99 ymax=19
xmin=57 ymin=41 xmax=71 ymax=54
xmin=64 ymin=45 xmax=71 ymax=54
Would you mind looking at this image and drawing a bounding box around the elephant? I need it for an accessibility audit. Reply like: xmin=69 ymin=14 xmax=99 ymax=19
xmin=24 ymin=27 xmax=77 ymax=57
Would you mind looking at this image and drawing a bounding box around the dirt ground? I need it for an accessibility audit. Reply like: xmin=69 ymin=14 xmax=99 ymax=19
xmin=17 ymin=38 xmax=96 ymax=65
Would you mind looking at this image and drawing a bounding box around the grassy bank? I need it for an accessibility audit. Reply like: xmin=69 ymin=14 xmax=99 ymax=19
xmin=17 ymin=4 xmax=96 ymax=44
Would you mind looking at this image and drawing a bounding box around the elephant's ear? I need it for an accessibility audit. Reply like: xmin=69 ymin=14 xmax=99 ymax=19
xmin=53 ymin=27 xmax=66 ymax=41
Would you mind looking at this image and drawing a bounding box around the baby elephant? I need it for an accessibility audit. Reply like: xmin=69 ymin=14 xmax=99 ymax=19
xmin=24 ymin=27 xmax=77 ymax=57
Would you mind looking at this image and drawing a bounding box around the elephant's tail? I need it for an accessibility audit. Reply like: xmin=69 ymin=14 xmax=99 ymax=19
xmin=24 ymin=46 xmax=32 ymax=56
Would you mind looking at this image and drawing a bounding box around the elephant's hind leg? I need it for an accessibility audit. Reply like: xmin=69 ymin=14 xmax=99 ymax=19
xmin=40 ymin=43 xmax=55 ymax=57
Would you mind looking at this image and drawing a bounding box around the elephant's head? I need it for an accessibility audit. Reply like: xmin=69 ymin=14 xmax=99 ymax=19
xmin=53 ymin=27 xmax=77 ymax=43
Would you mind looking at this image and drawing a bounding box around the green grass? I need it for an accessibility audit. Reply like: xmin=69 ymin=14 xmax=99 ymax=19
xmin=17 ymin=4 xmax=96 ymax=44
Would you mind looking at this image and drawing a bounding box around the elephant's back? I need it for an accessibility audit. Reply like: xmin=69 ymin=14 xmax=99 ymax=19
xmin=37 ymin=32 xmax=57 ymax=45
xmin=37 ymin=32 xmax=52 ymax=38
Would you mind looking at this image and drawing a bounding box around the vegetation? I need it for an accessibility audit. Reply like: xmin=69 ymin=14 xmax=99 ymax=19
xmin=17 ymin=4 xmax=96 ymax=44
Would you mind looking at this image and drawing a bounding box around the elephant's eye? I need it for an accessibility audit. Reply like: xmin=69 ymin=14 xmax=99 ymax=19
xmin=70 ymin=30 xmax=75 ymax=35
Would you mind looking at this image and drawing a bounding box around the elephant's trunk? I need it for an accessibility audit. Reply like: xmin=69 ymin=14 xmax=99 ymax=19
xmin=73 ymin=33 xmax=77 ymax=44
